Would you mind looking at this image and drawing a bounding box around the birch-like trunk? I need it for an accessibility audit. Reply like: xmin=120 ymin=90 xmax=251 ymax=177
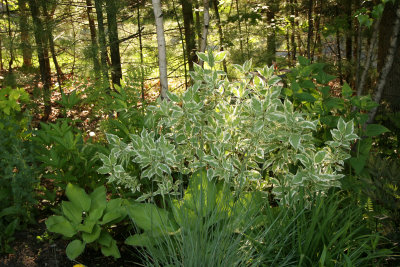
xmin=200 ymin=0 xmax=210 ymax=54
xmin=368 ymin=5 xmax=400 ymax=124
xmin=152 ymin=0 xmax=168 ymax=99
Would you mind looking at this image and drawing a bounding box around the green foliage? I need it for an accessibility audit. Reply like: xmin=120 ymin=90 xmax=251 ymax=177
xmin=125 ymin=169 xmax=261 ymax=266
xmin=0 ymin=88 xmax=37 ymax=253
xmin=253 ymin=191 xmax=391 ymax=266
xmin=46 ymin=183 xmax=126 ymax=260
xmin=33 ymin=120 xmax=109 ymax=190
xmin=100 ymin=52 xmax=356 ymax=203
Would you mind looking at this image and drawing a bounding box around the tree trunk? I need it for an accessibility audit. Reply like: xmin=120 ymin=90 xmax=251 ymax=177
xmin=194 ymin=0 xmax=201 ymax=50
xmin=235 ymin=0 xmax=244 ymax=60
xmin=42 ymin=0 xmax=64 ymax=93
xmin=152 ymin=0 xmax=168 ymax=99
xmin=18 ymin=0 xmax=32 ymax=67
xmin=213 ymin=0 xmax=227 ymax=72
xmin=345 ymin=0 xmax=352 ymax=61
xmin=105 ymin=0 xmax=122 ymax=87
xmin=28 ymin=0 xmax=52 ymax=121
xmin=306 ymin=0 xmax=313 ymax=59
xmin=336 ymin=6 xmax=343 ymax=85
xmin=137 ymin=2 xmax=145 ymax=104
xmin=86 ymin=0 xmax=100 ymax=80
xmin=94 ymin=0 xmax=109 ymax=85
xmin=5 ymin=0 xmax=14 ymax=72
xmin=372 ymin=0 xmax=400 ymax=118
xmin=0 ymin=38 xmax=3 ymax=70
xmin=290 ymin=0 xmax=296 ymax=64
xmin=266 ymin=1 xmax=277 ymax=65
xmin=181 ymin=0 xmax=196 ymax=71
xmin=200 ymin=0 xmax=210 ymax=54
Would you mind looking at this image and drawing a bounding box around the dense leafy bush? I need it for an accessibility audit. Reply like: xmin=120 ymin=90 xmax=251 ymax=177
xmin=99 ymin=51 xmax=356 ymax=203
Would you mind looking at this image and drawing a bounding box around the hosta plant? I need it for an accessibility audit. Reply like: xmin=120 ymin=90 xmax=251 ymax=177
xmin=45 ymin=183 xmax=126 ymax=260
xmin=99 ymin=50 xmax=357 ymax=203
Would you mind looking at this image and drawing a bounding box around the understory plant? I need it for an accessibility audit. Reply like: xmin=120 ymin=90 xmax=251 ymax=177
xmin=124 ymin=169 xmax=262 ymax=266
xmin=0 ymin=87 xmax=37 ymax=253
xmin=99 ymin=50 xmax=357 ymax=203
xmin=46 ymin=183 xmax=126 ymax=260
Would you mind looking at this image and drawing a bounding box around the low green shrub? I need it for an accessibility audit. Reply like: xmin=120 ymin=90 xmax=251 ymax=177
xmin=46 ymin=183 xmax=126 ymax=260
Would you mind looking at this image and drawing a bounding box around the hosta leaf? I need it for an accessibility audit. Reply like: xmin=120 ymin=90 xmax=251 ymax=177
xmin=101 ymin=240 xmax=121 ymax=259
xmin=46 ymin=216 xmax=77 ymax=237
xmin=62 ymin=201 xmax=83 ymax=225
xmin=98 ymin=230 xmax=113 ymax=247
xmin=82 ymin=224 xmax=101 ymax=243
xmin=65 ymin=183 xmax=91 ymax=212
xmin=66 ymin=239 xmax=85 ymax=260
xmin=100 ymin=211 xmax=124 ymax=225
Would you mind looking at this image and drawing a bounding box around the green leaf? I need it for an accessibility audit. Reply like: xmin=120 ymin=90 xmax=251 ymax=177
xmin=166 ymin=91 xmax=180 ymax=102
xmin=66 ymin=239 xmax=85 ymax=260
xmin=125 ymin=233 xmax=155 ymax=247
xmin=82 ymin=224 xmax=101 ymax=243
xmin=62 ymin=201 xmax=82 ymax=225
xmin=289 ymin=134 xmax=301 ymax=150
xmin=77 ymin=220 xmax=96 ymax=233
xmin=365 ymin=124 xmax=390 ymax=137
xmin=197 ymin=52 xmax=208 ymax=64
xmin=98 ymin=231 xmax=113 ymax=247
xmin=65 ymin=183 xmax=91 ymax=212
xmin=97 ymin=166 xmax=111 ymax=174
xmin=101 ymin=239 xmax=121 ymax=259
xmin=342 ymin=82 xmax=353 ymax=99
xmin=314 ymin=151 xmax=327 ymax=164
xmin=127 ymin=203 xmax=177 ymax=232
xmin=350 ymin=155 xmax=368 ymax=174
xmin=89 ymin=186 xmax=107 ymax=214
xmin=100 ymin=211 xmax=124 ymax=225
xmin=46 ymin=216 xmax=77 ymax=237
xmin=214 ymin=51 xmax=227 ymax=62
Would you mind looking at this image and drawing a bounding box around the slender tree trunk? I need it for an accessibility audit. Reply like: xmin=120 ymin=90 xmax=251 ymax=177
xmin=266 ymin=1 xmax=277 ymax=65
xmin=94 ymin=0 xmax=109 ymax=85
xmin=357 ymin=18 xmax=380 ymax=97
xmin=18 ymin=0 xmax=32 ymax=67
xmin=5 ymin=0 xmax=14 ymax=72
xmin=0 ymin=38 xmax=3 ymax=70
xmin=42 ymin=0 xmax=63 ymax=93
xmin=235 ymin=0 xmax=244 ymax=59
xmin=213 ymin=0 xmax=227 ymax=72
xmin=345 ymin=0 xmax=352 ymax=61
xmin=181 ymin=0 xmax=196 ymax=71
xmin=290 ymin=0 xmax=296 ymax=64
xmin=105 ymin=0 xmax=122 ymax=87
xmin=86 ymin=0 xmax=100 ymax=80
xmin=306 ymin=0 xmax=314 ymax=59
xmin=354 ymin=0 xmax=362 ymax=89
xmin=194 ymin=0 xmax=201 ymax=50
xmin=152 ymin=0 xmax=168 ymax=99
xmin=171 ymin=0 xmax=188 ymax=89
xmin=137 ymin=2 xmax=145 ymax=104
xmin=28 ymin=0 xmax=52 ymax=121
xmin=336 ymin=7 xmax=343 ymax=85
xmin=200 ymin=0 xmax=210 ymax=54
xmin=311 ymin=0 xmax=322 ymax=61
xmin=368 ymin=4 xmax=400 ymax=123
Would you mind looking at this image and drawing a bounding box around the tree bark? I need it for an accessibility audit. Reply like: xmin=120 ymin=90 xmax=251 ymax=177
xmin=137 ymin=2 xmax=145 ymax=104
xmin=194 ymin=0 xmax=201 ymax=50
xmin=105 ymin=0 xmax=122 ymax=87
xmin=290 ymin=0 xmax=296 ymax=64
xmin=28 ymin=0 xmax=52 ymax=121
xmin=152 ymin=0 xmax=168 ymax=99
xmin=86 ymin=0 xmax=100 ymax=80
xmin=18 ymin=0 xmax=32 ymax=67
xmin=94 ymin=0 xmax=109 ymax=85
xmin=213 ymin=0 xmax=227 ymax=72
xmin=368 ymin=2 xmax=400 ymax=123
xmin=181 ymin=0 xmax=196 ymax=71
xmin=235 ymin=0 xmax=244 ymax=59
xmin=266 ymin=1 xmax=277 ymax=65
xmin=200 ymin=0 xmax=210 ymax=54
xmin=345 ymin=0 xmax=352 ymax=61
xmin=306 ymin=0 xmax=313 ymax=59
xmin=5 ymin=0 xmax=14 ymax=72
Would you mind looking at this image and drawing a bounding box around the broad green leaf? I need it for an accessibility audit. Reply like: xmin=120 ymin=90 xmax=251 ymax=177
xmin=82 ymin=224 xmax=101 ymax=243
xmin=350 ymin=155 xmax=367 ymax=174
xmin=214 ymin=51 xmax=227 ymax=62
xmin=127 ymin=203 xmax=177 ymax=232
xmin=197 ymin=52 xmax=208 ymax=64
xmin=66 ymin=239 xmax=85 ymax=260
xmin=65 ymin=183 xmax=91 ymax=212
xmin=365 ymin=124 xmax=390 ymax=137
xmin=89 ymin=186 xmax=107 ymax=214
xmin=77 ymin=220 xmax=96 ymax=233
xmin=46 ymin=216 xmax=77 ymax=237
xmin=101 ymin=240 xmax=121 ymax=259
xmin=125 ymin=233 xmax=155 ymax=247
xmin=100 ymin=211 xmax=124 ymax=225
xmin=62 ymin=201 xmax=82 ymax=225
xmin=166 ymin=91 xmax=180 ymax=102
xmin=342 ymin=82 xmax=353 ymax=99
xmin=98 ymin=231 xmax=113 ymax=247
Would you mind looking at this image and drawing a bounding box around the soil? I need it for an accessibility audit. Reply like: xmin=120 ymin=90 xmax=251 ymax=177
xmin=0 ymin=218 xmax=144 ymax=267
